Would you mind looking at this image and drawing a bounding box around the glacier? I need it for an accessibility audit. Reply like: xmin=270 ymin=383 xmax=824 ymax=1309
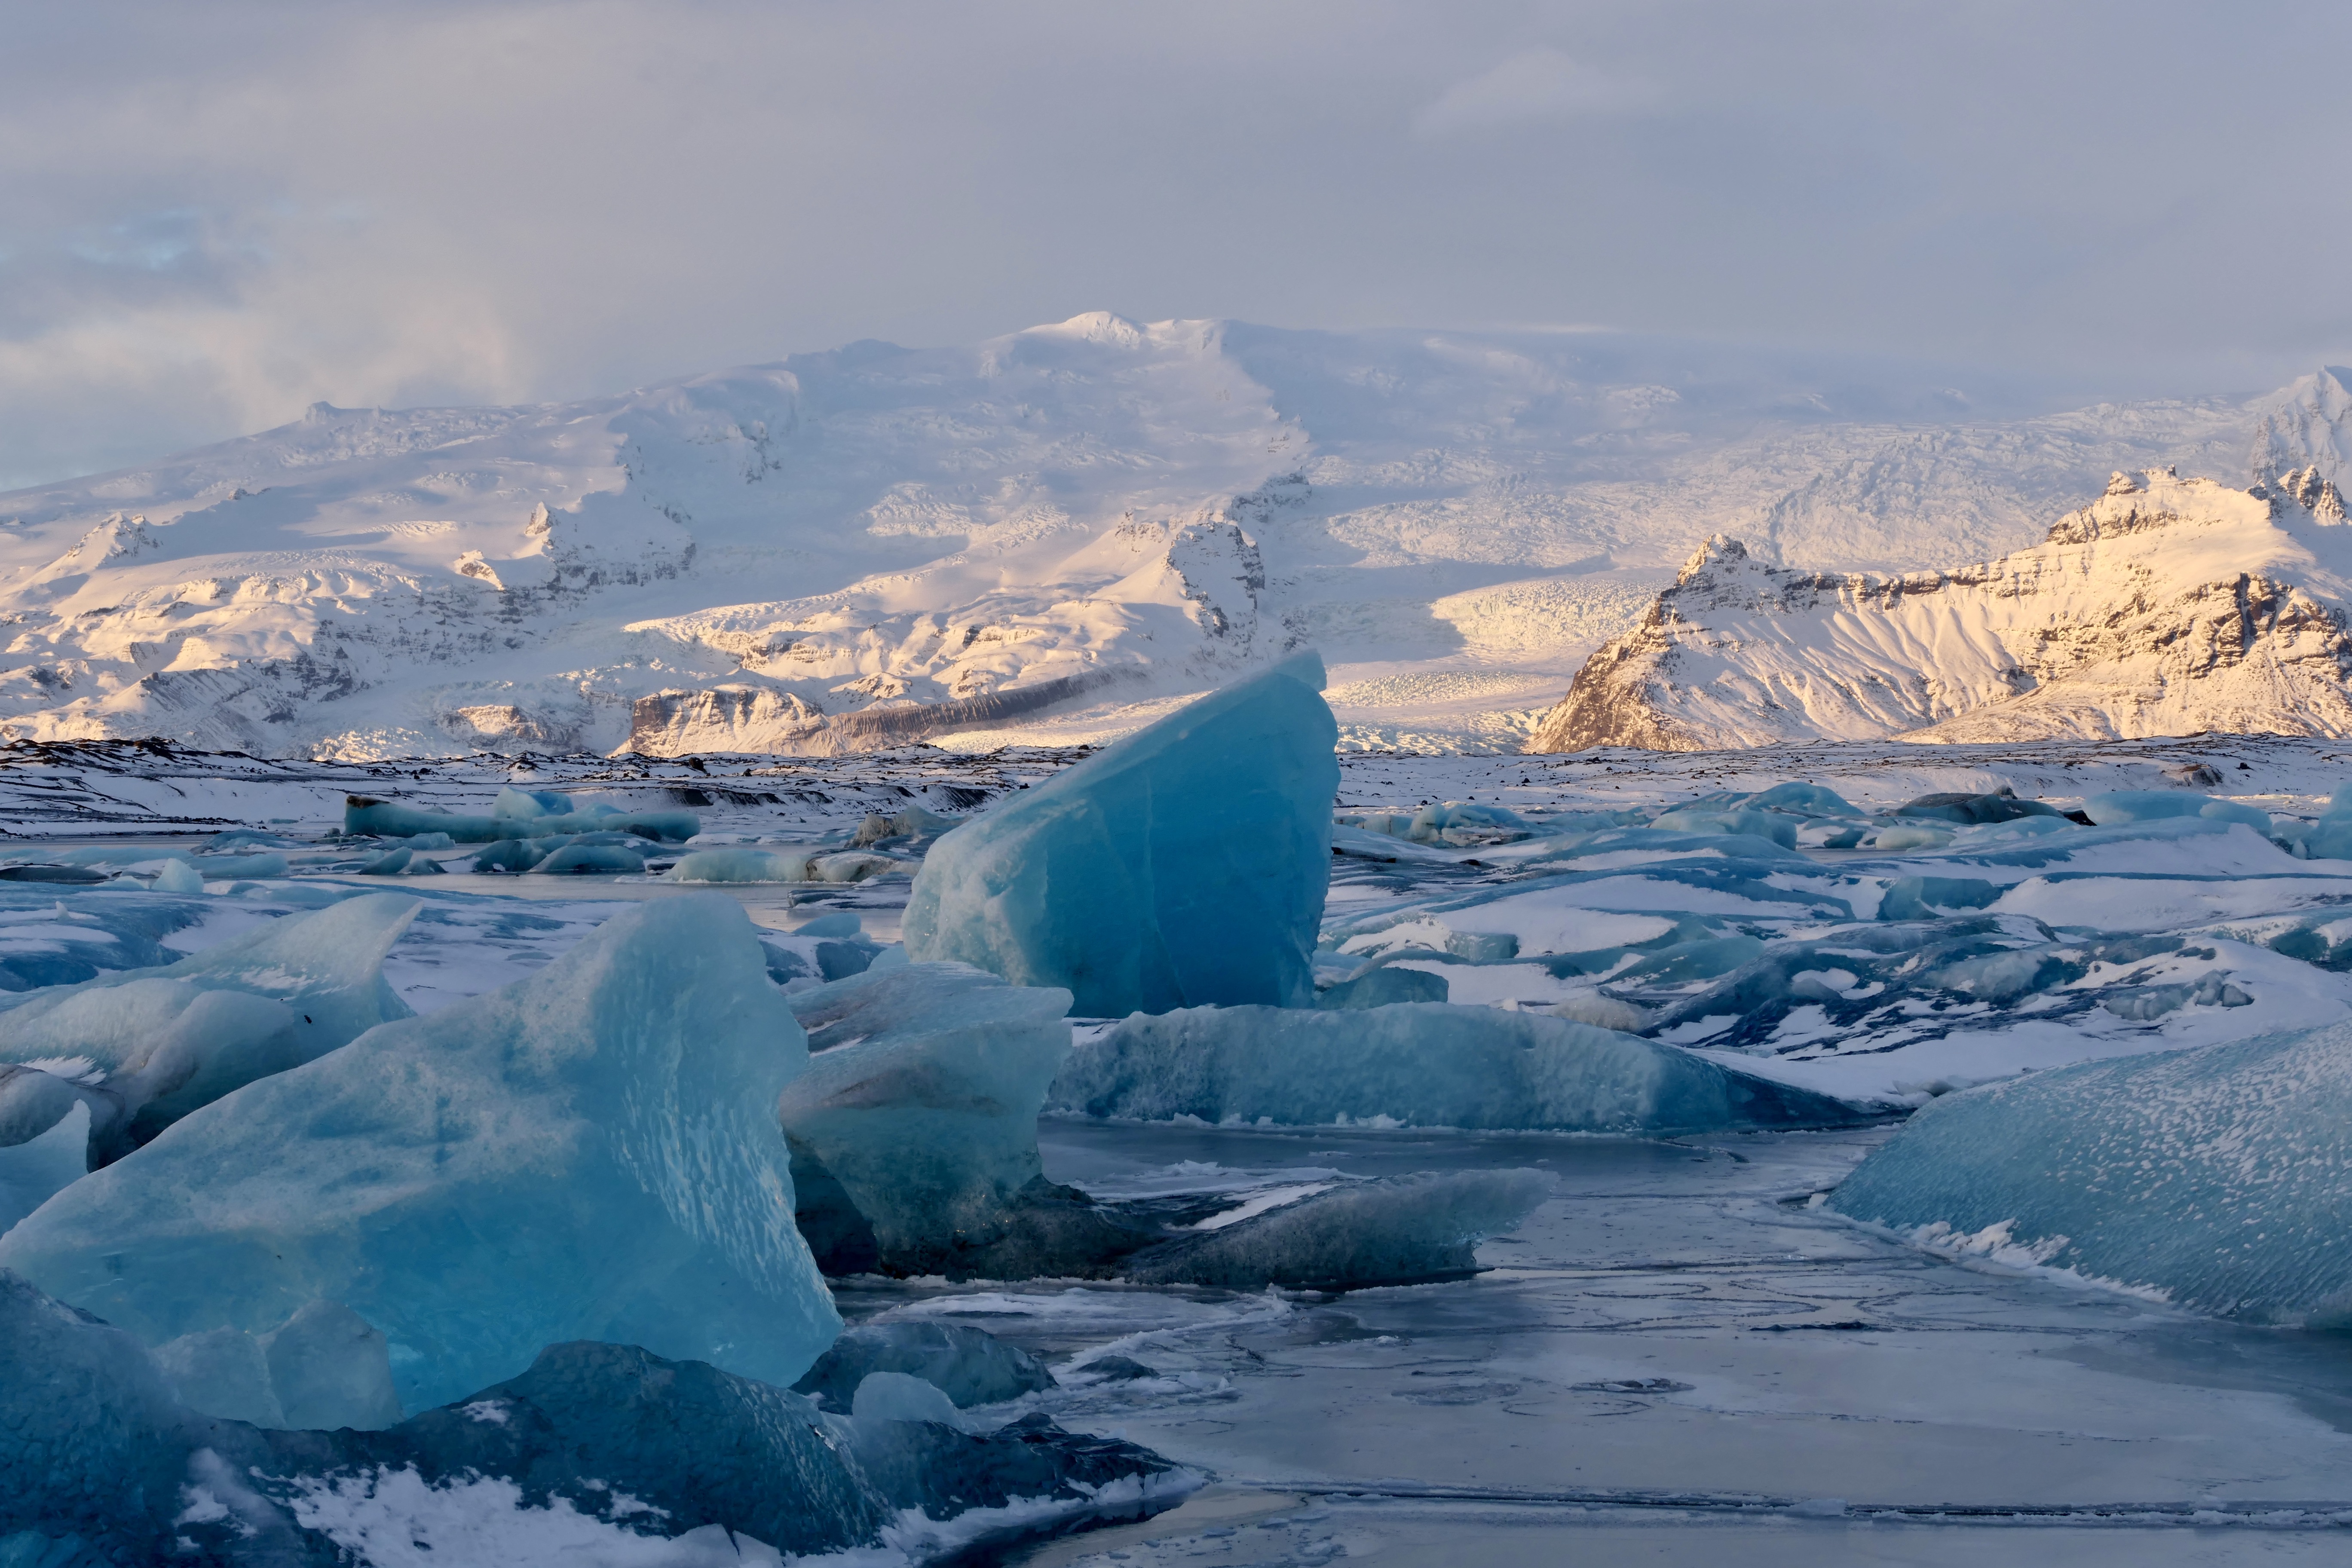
xmin=0 ymin=894 xmax=841 ymax=1412
xmin=903 ymin=652 xmax=1338 ymax=1016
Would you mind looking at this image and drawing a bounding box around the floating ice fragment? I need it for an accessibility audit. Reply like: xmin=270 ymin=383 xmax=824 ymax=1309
xmin=2084 ymin=790 xmax=2269 ymax=832
xmin=1124 ymin=1170 xmax=1552 ymax=1289
xmin=793 ymin=1322 xmax=1057 ymax=1411
xmin=528 ymin=841 xmax=645 ymax=875
xmin=1830 ymin=1016 xmax=2352 ymax=1323
xmin=904 ymin=652 xmax=1338 ymax=1016
xmin=1316 ymin=965 xmax=1449 ymax=1009
xmin=344 ymin=794 xmax=699 ymax=843
xmin=1890 ymin=789 xmax=2069 ymax=827
xmin=851 ymin=1370 xmax=972 ymax=1430
xmin=151 ymin=859 xmax=206 ymax=894
xmin=671 ymin=846 xmax=814 ymax=882
xmin=1649 ymin=807 xmax=1798 ymax=848
xmin=1050 ymin=1002 xmax=1862 ymax=1133
xmin=0 ymin=895 xmax=840 ymax=1412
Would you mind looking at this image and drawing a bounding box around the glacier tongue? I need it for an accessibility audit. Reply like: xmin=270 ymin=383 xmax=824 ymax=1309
xmin=0 ymin=893 xmax=840 ymax=1412
xmin=904 ymin=652 xmax=1338 ymax=1016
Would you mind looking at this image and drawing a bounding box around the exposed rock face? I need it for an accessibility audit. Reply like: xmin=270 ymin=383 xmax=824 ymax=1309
xmin=1530 ymin=469 xmax=2352 ymax=752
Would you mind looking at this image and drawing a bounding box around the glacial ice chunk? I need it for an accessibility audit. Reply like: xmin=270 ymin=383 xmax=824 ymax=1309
xmin=779 ymin=962 xmax=1121 ymax=1277
xmin=344 ymin=794 xmax=700 ymax=843
xmin=673 ymin=846 xmax=815 ymax=882
xmin=528 ymin=841 xmax=646 ymax=874
xmin=0 ymin=894 xmax=841 ymax=1412
xmin=1830 ymin=1017 xmax=2352 ymax=1323
xmin=0 ymin=1099 xmax=86 ymax=1236
xmin=0 ymin=894 xmax=420 ymax=1167
xmin=1648 ymin=808 xmax=1799 ymax=848
xmin=793 ymin=1321 xmax=1057 ymax=1411
xmin=153 ymin=1299 xmax=402 ymax=1430
xmin=1124 ymin=1170 xmax=1552 ymax=1289
xmin=2084 ymin=790 xmax=2270 ymax=831
xmin=1050 ymin=1002 xmax=1862 ymax=1133
xmin=1891 ymin=789 xmax=2068 ymax=826
xmin=904 ymin=652 xmax=1339 ymax=1016
xmin=852 ymin=1370 xmax=972 ymax=1430
xmin=1742 ymin=782 xmax=1860 ymax=816
xmin=493 ymin=786 xmax=573 ymax=818
xmin=151 ymin=859 xmax=207 ymax=894
xmin=1316 ymin=964 xmax=1449 ymax=1008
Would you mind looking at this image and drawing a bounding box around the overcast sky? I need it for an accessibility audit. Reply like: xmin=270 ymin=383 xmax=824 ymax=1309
xmin=5 ymin=0 xmax=2349 ymax=487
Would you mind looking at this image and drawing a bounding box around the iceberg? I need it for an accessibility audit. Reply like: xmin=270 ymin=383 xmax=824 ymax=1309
xmin=1890 ymin=789 xmax=2070 ymax=826
xmin=904 ymin=652 xmax=1339 ymax=1016
xmin=673 ymin=845 xmax=816 ymax=882
xmin=1049 ymin=1002 xmax=1864 ymax=1133
xmin=527 ymin=841 xmax=646 ymax=875
xmin=1124 ymin=1170 xmax=1552 ymax=1290
xmin=779 ymin=962 xmax=1137 ymax=1278
xmin=0 ymin=894 xmax=841 ymax=1412
xmin=343 ymin=793 xmax=700 ymax=843
xmin=0 ymin=894 xmax=420 ymax=1167
xmin=1648 ymin=807 xmax=1799 ymax=848
xmin=2083 ymin=789 xmax=2270 ymax=831
xmin=793 ymin=1321 xmax=1057 ymax=1411
xmin=1830 ymin=1017 xmax=2352 ymax=1323
xmin=150 ymin=858 xmax=207 ymax=893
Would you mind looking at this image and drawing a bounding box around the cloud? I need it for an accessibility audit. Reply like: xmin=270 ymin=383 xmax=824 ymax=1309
xmin=1415 ymin=46 xmax=1657 ymax=136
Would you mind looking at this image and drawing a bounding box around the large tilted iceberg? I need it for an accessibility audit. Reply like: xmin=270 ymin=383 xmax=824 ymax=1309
xmin=0 ymin=893 xmax=420 ymax=1173
xmin=1829 ymin=1018 xmax=2352 ymax=1323
xmin=0 ymin=1270 xmax=1190 ymax=1563
xmin=780 ymin=962 xmax=1142 ymax=1279
xmin=0 ymin=894 xmax=840 ymax=1412
xmin=1049 ymin=1002 xmax=1863 ymax=1132
xmin=903 ymin=652 xmax=1340 ymax=1016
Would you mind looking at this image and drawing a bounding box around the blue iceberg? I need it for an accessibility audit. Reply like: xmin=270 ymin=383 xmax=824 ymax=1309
xmin=903 ymin=652 xmax=1339 ymax=1016
xmin=343 ymin=793 xmax=700 ymax=843
xmin=1830 ymin=1017 xmax=2352 ymax=1323
xmin=0 ymin=894 xmax=840 ymax=1412
xmin=1050 ymin=1001 xmax=1863 ymax=1132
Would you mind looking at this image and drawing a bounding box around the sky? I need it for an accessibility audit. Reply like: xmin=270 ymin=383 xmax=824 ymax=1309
xmin=5 ymin=0 xmax=2351 ymax=489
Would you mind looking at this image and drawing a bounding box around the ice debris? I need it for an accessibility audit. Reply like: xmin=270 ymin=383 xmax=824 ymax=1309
xmin=2083 ymin=789 xmax=2269 ymax=831
xmin=1831 ymin=1016 xmax=2352 ymax=1323
xmin=0 ymin=893 xmax=419 ymax=1169
xmin=344 ymin=793 xmax=699 ymax=843
xmin=0 ymin=1271 xmax=1190 ymax=1562
xmin=671 ymin=845 xmax=904 ymax=882
xmin=150 ymin=858 xmax=206 ymax=894
xmin=0 ymin=894 xmax=841 ymax=1412
xmin=1049 ymin=1002 xmax=1863 ymax=1133
xmin=904 ymin=652 xmax=1339 ymax=1016
xmin=1124 ymin=1170 xmax=1552 ymax=1290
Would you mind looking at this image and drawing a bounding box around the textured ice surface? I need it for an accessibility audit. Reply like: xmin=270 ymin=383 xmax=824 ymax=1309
xmin=672 ymin=846 xmax=815 ymax=882
xmin=527 ymin=841 xmax=646 ymax=875
xmin=1831 ymin=1017 xmax=2352 ymax=1323
xmin=904 ymin=653 xmax=1338 ymax=1015
xmin=1124 ymin=1169 xmax=1551 ymax=1289
xmin=779 ymin=962 xmax=1097 ymax=1276
xmin=793 ymin=1322 xmax=1057 ymax=1411
xmin=151 ymin=858 xmax=207 ymax=894
xmin=852 ymin=1369 xmax=973 ymax=1430
xmin=0 ymin=894 xmax=419 ymax=1167
xmin=0 ymin=894 xmax=840 ymax=1412
xmin=2085 ymin=789 xmax=2271 ymax=831
xmin=1051 ymin=1002 xmax=1863 ymax=1132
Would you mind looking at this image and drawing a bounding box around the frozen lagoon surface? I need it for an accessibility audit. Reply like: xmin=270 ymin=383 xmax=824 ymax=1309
xmin=12 ymin=734 xmax=2352 ymax=1558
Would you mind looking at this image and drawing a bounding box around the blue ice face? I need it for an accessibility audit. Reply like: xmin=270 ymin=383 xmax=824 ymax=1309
xmin=1831 ymin=1017 xmax=2352 ymax=1324
xmin=0 ymin=894 xmax=839 ymax=1412
xmin=903 ymin=652 xmax=1340 ymax=1017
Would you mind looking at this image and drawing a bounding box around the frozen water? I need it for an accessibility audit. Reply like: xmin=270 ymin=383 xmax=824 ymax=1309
xmin=672 ymin=846 xmax=815 ymax=882
xmin=1648 ymin=807 xmax=1800 ymax=848
xmin=778 ymin=962 xmax=1090 ymax=1276
xmin=527 ymin=841 xmax=645 ymax=875
xmin=1124 ymin=1169 xmax=1552 ymax=1289
xmin=151 ymin=859 xmax=206 ymax=894
xmin=1314 ymin=964 xmax=1449 ymax=1008
xmin=493 ymin=786 xmax=573 ymax=818
xmin=1050 ymin=1002 xmax=1864 ymax=1132
xmin=794 ymin=1322 xmax=1057 ymax=1411
xmin=0 ymin=894 xmax=840 ymax=1412
xmin=1890 ymin=788 xmax=2070 ymax=826
xmin=0 ymin=1100 xmax=86 ymax=1236
xmin=1831 ymin=1017 xmax=2352 ymax=1323
xmin=904 ymin=653 xmax=1338 ymax=1016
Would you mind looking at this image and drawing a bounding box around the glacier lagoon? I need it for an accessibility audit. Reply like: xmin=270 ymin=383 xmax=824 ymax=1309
xmin=8 ymin=722 xmax=2352 ymax=1559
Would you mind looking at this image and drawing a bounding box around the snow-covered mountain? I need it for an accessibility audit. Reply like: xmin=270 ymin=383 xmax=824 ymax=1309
xmin=1 ymin=315 xmax=2345 ymax=759
xmin=1531 ymin=466 xmax=2352 ymax=751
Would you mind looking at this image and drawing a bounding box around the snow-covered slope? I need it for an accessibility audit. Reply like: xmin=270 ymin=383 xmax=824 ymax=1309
xmin=1531 ymin=466 xmax=2352 ymax=751
xmin=1 ymin=316 xmax=2344 ymax=759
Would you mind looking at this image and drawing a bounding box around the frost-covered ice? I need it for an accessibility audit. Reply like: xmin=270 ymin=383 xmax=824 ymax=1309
xmin=1051 ymin=1003 xmax=1862 ymax=1133
xmin=0 ymin=895 xmax=841 ymax=1412
xmin=1830 ymin=1017 xmax=2352 ymax=1323
xmin=904 ymin=654 xmax=1338 ymax=1016
xmin=793 ymin=1321 xmax=1057 ymax=1412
